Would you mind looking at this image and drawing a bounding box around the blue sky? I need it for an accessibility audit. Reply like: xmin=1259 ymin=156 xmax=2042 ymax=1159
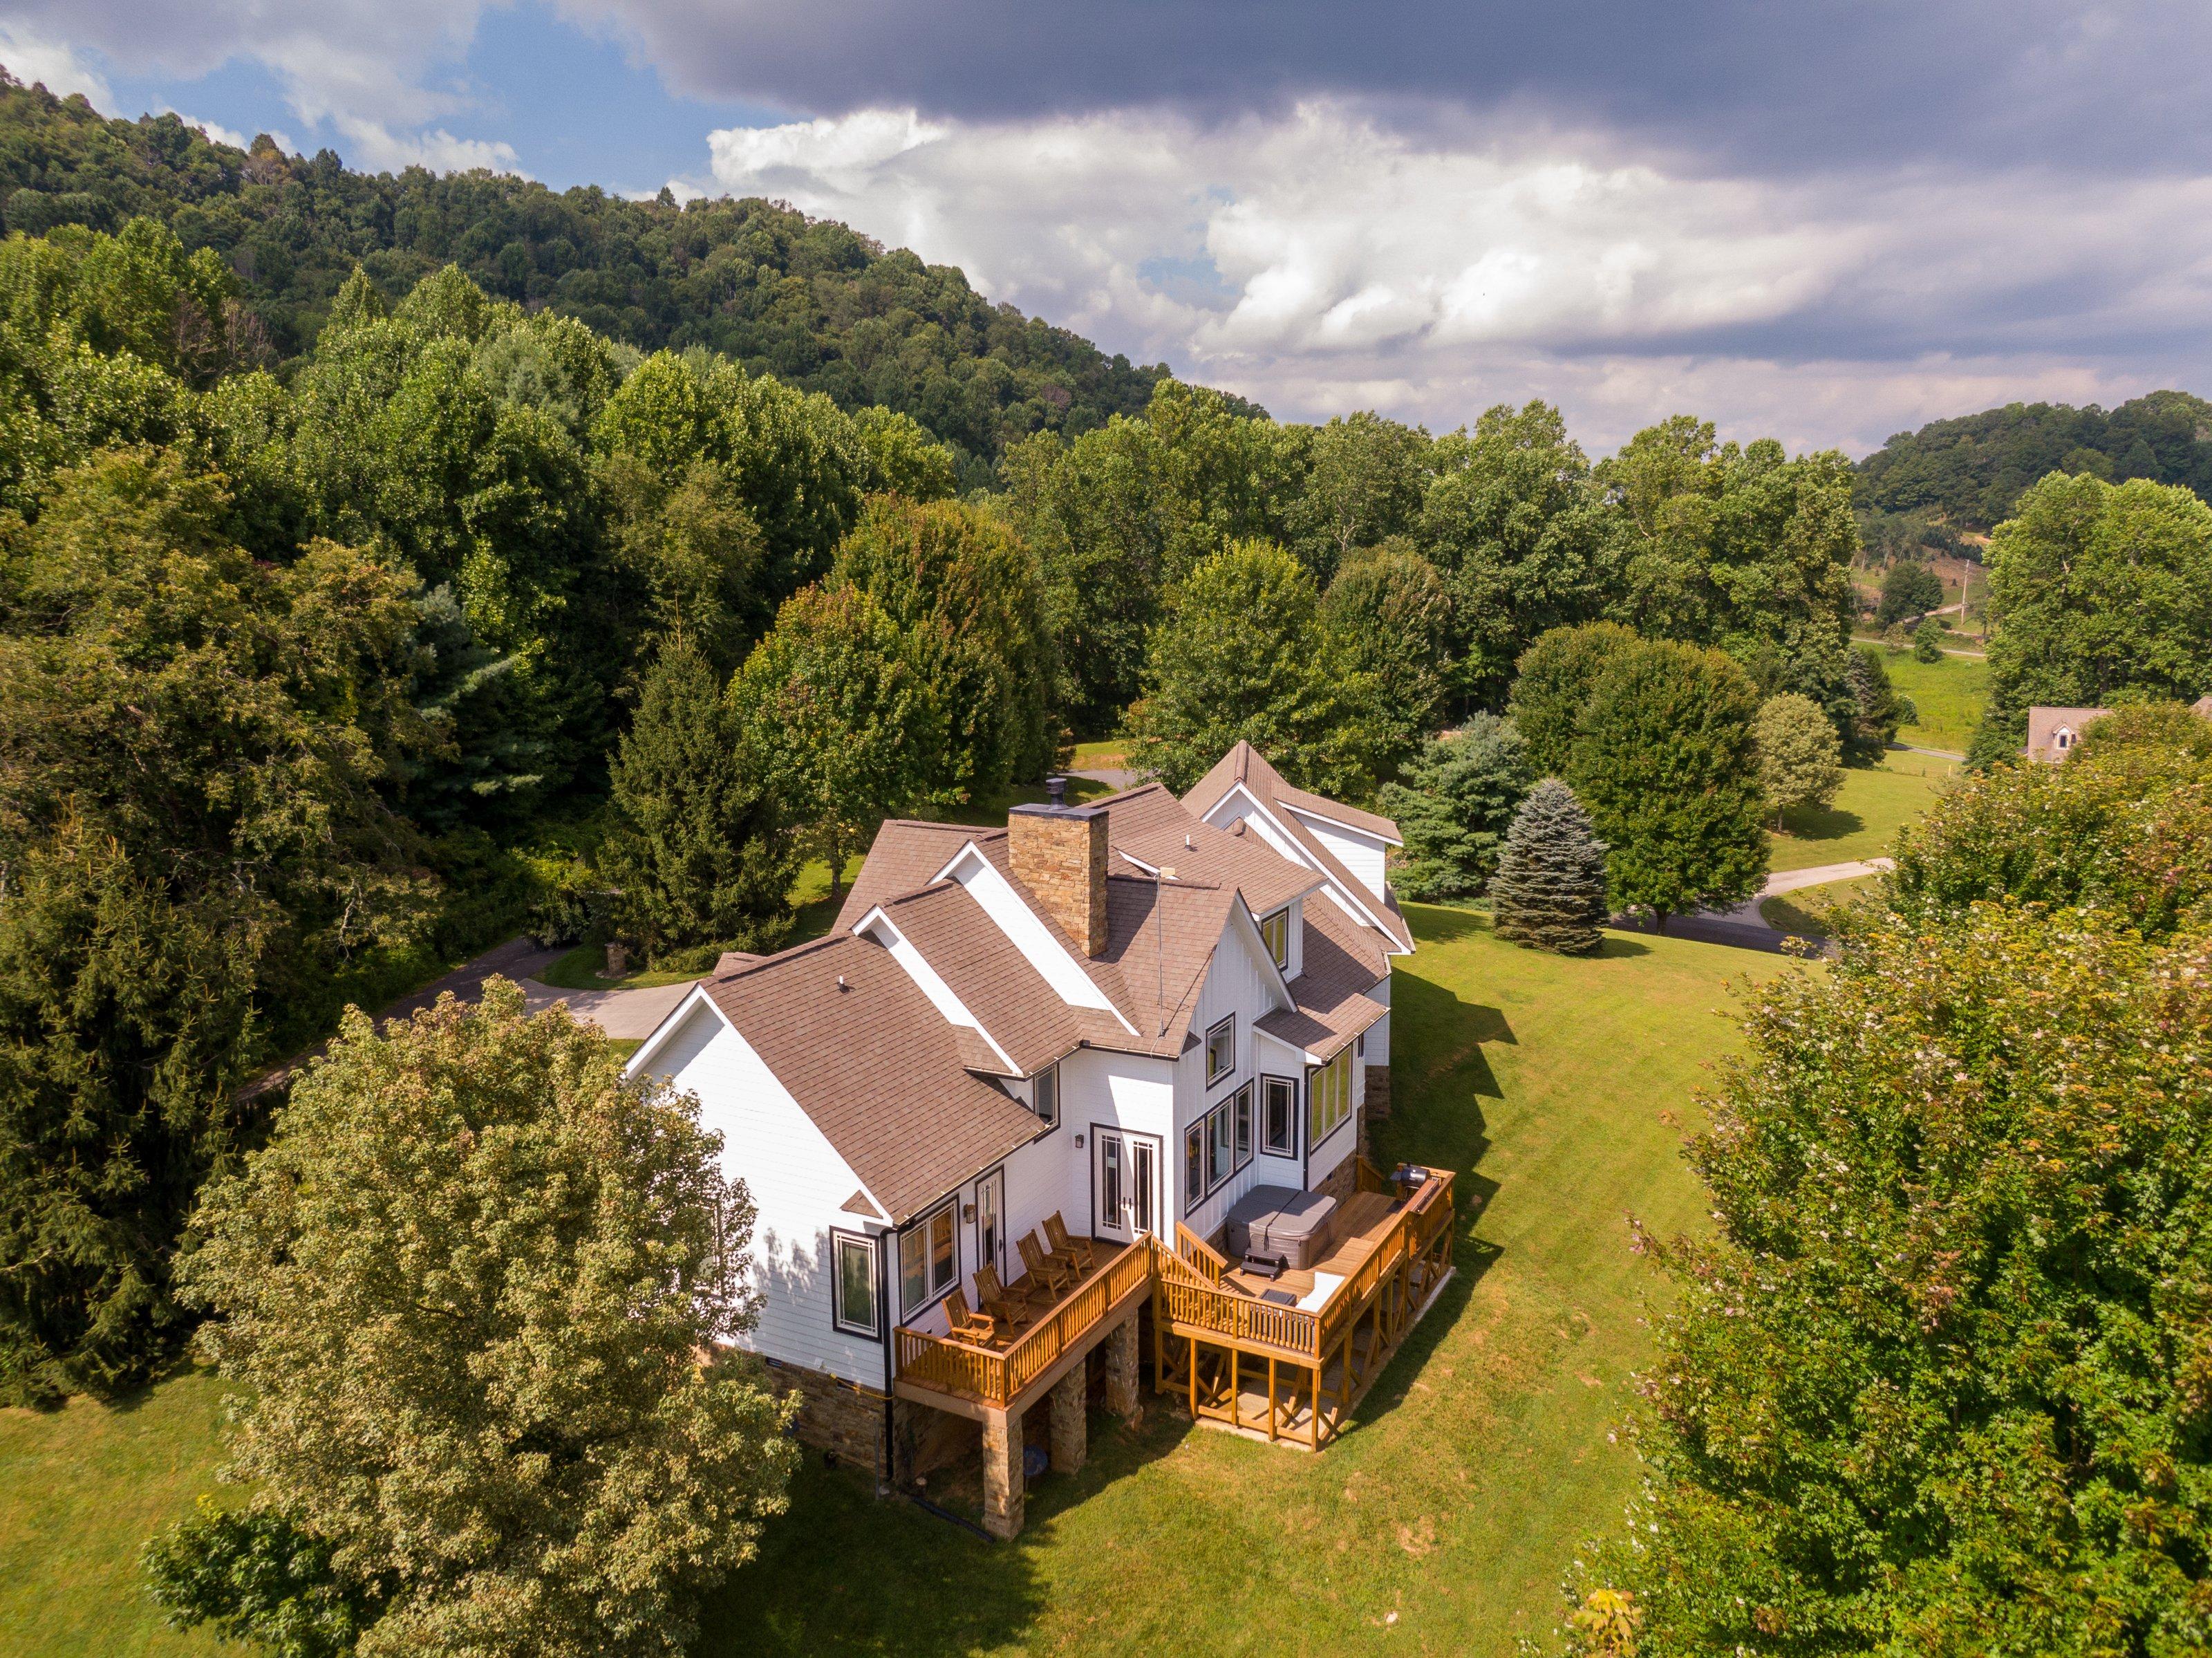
xmin=6 ymin=0 xmax=2211 ymax=453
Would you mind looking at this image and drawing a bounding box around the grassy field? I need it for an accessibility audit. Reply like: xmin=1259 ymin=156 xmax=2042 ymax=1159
xmin=0 ymin=909 xmax=1784 ymax=1657
xmin=0 ymin=1370 xmax=231 ymax=1656
xmin=538 ymin=944 xmax=707 ymax=992
xmin=1870 ymin=649 xmax=1991 ymax=754
xmin=1769 ymin=752 xmax=1953 ymax=872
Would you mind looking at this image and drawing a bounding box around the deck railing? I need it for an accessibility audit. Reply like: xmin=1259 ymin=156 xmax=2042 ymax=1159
xmin=894 ymin=1238 xmax=1150 ymax=1408
xmin=1154 ymin=1169 xmax=1456 ymax=1363
xmin=894 ymin=1170 xmax=1456 ymax=1406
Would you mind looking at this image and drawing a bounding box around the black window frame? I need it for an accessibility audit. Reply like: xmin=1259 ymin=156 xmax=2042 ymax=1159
xmin=1204 ymin=1015 xmax=1236 ymax=1086
xmin=1185 ymin=1082 xmax=1258 ymax=1213
xmin=1233 ymin=1083 xmax=1253 ymax=1168
xmin=1185 ymin=1121 xmax=1205 ymax=1206
xmin=1261 ymin=1074 xmax=1297 ymax=1157
xmin=1259 ymin=906 xmax=1291 ymax=970
xmin=1031 ymin=1061 xmax=1060 ymax=1130
xmin=898 ymin=1198 xmax=960 ymax=1319
xmin=830 ymin=1228 xmax=881 ymax=1339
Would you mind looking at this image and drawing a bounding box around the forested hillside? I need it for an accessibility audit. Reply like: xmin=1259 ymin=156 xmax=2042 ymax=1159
xmin=1855 ymin=388 xmax=2212 ymax=528
xmin=0 ymin=72 xmax=1177 ymax=474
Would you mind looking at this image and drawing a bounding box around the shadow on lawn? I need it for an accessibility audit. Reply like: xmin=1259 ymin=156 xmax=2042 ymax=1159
xmin=697 ymin=1405 xmax=1198 ymax=1656
xmin=1777 ymin=800 xmax=1866 ymax=843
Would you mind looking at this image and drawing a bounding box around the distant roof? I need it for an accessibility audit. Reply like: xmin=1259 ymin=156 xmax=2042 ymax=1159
xmin=2023 ymin=705 xmax=2110 ymax=762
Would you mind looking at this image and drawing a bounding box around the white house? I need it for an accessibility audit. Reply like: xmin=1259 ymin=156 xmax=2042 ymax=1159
xmin=627 ymin=744 xmax=1452 ymax=1537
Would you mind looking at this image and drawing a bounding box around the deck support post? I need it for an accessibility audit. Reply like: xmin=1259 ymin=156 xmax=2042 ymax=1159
xmin=1105 ymin=1312 xmax=1143 ymax=1422
xmin=1047 ymin=1366 xmax=1087 ymax=1475
xmin=982 ymin=1404 xmax=1025 ymax=1541
xmin=1266 ymin=1357 xmax=1278 ymax=1443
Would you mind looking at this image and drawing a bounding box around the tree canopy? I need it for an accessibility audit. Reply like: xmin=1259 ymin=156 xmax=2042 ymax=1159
xmin=174 ymin=984 xmax=795 ymax=1657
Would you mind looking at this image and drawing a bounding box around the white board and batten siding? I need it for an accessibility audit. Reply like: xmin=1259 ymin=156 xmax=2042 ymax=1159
xmin=1174 ymin=909 xmax=1297 ymax=1243
xmin=1286 ymin=805 xmax=1391 ymax=902
xmin=628 ymin=995 xmax=888 ymax=1390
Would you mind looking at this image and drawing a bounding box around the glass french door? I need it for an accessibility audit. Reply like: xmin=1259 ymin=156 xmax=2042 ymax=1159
xmin=975 ymin=1167 xmax=1006 ymax=1281
xmin=1093 ymin=1128 xmax=1161 ymax=1242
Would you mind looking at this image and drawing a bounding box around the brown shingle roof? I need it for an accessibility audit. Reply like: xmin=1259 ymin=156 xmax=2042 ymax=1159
xmin=832 ymin=819 xmax=978 ymax=933
xmin=1178 ymin=744 xmax=1413 ymax=952
xmin=1258 ymin=895 xmax=1391 ymax=1060
xmin=704 ymin=933 xmax=1044 ymax=1224
xmin=1096 ymin=783 xmax=1320 ymax=919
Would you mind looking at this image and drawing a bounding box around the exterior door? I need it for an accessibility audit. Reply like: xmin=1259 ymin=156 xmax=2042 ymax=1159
xmin=975 ymin=1167 xmax=1006 ymax=1283
xmin=1093 ymin=1128 xmax=1161 ymax=1242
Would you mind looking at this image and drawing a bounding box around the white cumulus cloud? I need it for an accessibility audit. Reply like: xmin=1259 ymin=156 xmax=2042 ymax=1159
xmin=700 ymin=100 xmax=2212 ymax=451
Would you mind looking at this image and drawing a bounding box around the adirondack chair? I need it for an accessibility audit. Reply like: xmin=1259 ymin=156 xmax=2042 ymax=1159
xmin=943 ymin=1287 xmax=997 ymax=1345
xmin=1043 ymin=1211 xmax=1098 ymax=1274
xmin=1018 ymin=1229 xmax=1077 ymax=1298
xmin=973 ymin=1262 xmax=1035 ymax=1331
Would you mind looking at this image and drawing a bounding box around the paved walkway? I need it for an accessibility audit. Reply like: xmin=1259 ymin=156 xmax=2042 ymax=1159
xmin=521 ymin=973 xmax=697 ymax=1039
xmin=1616 ymin=857 xmax=1895 ymax=956
xmin=1069 ymin=765 xmax=1140 ymax=790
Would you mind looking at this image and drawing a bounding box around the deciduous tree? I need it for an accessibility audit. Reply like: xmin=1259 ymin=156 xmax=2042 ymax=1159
xmin=1506 ymin=622 xmax=1638 ymax=779
xmin=176 ymin=984 xmax=796 ymax=1658
xmin=1123 ymin=539 xmax=1380 ymax=797
xmin=729 ymin=584 xmax=941 ymax=901
xmin=1752 ymin=691 xmax=1844 ymax=830
xmin=1567 ymin=638 xmax=1767 ymax=931
xmin=1572 ymin=905 xmax=2212 ymax=1656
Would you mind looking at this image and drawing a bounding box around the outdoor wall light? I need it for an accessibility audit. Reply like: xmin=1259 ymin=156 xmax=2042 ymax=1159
xmin=962 ymin=1202 xmax=976 ymax=1221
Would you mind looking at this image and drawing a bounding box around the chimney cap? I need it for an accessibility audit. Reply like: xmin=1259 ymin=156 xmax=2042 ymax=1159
xmin=1044 ymin=774 xmax=1069 ymax=805
xmin=1009 ymin=801 xmax=1105 ymax=821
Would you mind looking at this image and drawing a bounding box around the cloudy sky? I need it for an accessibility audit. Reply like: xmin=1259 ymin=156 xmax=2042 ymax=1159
xmin=7 ymin=0 xmax=2210 ymax=453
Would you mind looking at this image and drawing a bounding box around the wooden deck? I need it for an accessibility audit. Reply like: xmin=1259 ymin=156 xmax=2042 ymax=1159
xmin=892 ymin=1160 xmax=1456 ymax=1449
xmin=1153 ymin=1162 xmax=1456 ymax=1449
xmin=894 ymin=1238 xmax=1152 ymax=1419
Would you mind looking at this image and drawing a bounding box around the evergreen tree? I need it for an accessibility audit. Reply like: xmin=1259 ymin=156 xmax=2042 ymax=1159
xmin=1911 ymin=615 xmax=1945 ymax=662
xmin=1845 ymin=645 xmax=1915 ymax=758
xmin=1568 ymin=638 xmax=1768 ymax=932
xmin=601 ymin=642 xmax=792 ymax=966
xmin=1490 ymin=779 xmax=1610 ymax=955
xmin=1378 ymin=715 xmax=1531 ymax=900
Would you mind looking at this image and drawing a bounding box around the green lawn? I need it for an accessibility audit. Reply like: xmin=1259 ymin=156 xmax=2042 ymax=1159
xmin=0 ymin=1370 xmax=231 ymax=1657
xmin=1760 ymin=872 xmax=1882 ymax=940
xmin=537 ymin=944 xmax=709 ymax=993
xmin=1871 ymin=649 xmax=1991 ymax=754
xmin=1768 ymin=752 xmax=1952 ymax=872
xmin=0 ymin=908 xmax=1783 ymax=1657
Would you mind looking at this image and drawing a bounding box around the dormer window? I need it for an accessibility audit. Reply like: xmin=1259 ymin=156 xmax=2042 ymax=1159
xmin=1259 ymin=906 xmax=1290 ymax=970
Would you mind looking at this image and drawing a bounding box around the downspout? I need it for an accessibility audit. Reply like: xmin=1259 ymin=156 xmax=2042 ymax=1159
xmin=877 ymin=1227 xmax=896 ymax=1495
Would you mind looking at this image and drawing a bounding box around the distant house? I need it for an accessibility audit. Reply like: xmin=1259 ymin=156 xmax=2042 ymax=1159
xmin=626 ymin=744 xmax=1456 ymax=1537
xmin=2026 ymin=695 xmax=2212 ymax=761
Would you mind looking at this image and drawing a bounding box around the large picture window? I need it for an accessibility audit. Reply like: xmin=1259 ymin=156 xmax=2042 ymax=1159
xmin=1262 ymin=1075 xmax=1296 ymax=1156
xmin=899 ymin=1201 xmax=958 ymax=1316
xmin=1204 ymin=1016 xmax=1236 ymax=1086
xmin=1308 ymin=1047 xmax=1354 ymax=1148
xmin=1259 ymin=907 xmax=1291 ymax=970
xmin=832 ymin=1231 xmax=879 ymax=1337
xmin=1185 ymin=1082 xmax=1257 ymax=1211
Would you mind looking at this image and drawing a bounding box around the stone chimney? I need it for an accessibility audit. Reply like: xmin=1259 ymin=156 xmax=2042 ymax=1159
xmin=1008 ymin=803 xmax=1109 ymax=957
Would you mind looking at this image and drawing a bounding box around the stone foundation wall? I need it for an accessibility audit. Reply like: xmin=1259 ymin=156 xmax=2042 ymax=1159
xmin=893 ymin=1394 xmax=977 ymax=1483
xmin=1364 ymin=1065 xmax=1391 ymax=1119
xmin=764 ymin=1358 xmax=890 ymax=1478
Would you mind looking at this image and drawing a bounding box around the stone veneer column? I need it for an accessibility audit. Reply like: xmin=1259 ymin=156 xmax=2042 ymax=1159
xmin=982 ymin=1404 xmax=1025 ymax=1540
xmin=1104 ymin=1312 xmax=1142 ymax=1422
xmin=1048 ymin=1368 xmax=1087 ymax=1475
